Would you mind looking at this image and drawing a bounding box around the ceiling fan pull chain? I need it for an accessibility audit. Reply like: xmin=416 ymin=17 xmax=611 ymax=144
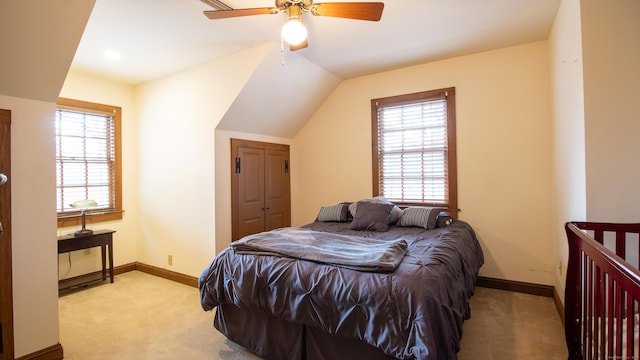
xmin=280 ymin=35 xmax=286 ymax=66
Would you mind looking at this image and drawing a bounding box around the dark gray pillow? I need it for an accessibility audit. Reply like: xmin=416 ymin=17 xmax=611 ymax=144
xmin=397 ymin=206 xmax=443 ymax=230
xmin=436 ymin=212 xmax=453 ymax=228
xmin=348 ymin=201 xmax=394 ymax=231
xmin=317 ymin=203 xmax=350 ymax=222
xmin=348 ymin=196 xmax=403 ymax=223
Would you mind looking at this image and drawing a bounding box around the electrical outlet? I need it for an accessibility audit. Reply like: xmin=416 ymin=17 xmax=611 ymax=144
xmin=168 ymin=255 xmax=173 ymax=266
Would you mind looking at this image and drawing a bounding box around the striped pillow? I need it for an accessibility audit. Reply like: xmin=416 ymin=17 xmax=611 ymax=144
xmin=317 ymin=203 xmax=350 ymax=222
xmin=397 ymin=207 xmax=443 ymax=230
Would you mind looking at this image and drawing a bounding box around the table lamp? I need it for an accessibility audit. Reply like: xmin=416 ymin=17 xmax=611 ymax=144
xmin=71 ymin=200 xmax=97 ymax=237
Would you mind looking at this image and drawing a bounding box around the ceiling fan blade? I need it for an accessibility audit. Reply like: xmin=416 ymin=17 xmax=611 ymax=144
xmin=311 ymin=2 xmax=384 ymax=21
xmin=201 ymin=0 xmax=232 ymax=11
xmin=290 ymin=38 xmax=309 ymax=51
xmin=204 ymin=8 xmax=276 ymax=20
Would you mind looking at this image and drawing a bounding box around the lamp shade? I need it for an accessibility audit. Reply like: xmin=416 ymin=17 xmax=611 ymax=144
xmin=71 ymin=199 xmax=98 ymax=209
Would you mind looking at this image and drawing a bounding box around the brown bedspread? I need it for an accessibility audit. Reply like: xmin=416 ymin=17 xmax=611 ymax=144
xmin=199 ymin=220 xmax=484 ymax=360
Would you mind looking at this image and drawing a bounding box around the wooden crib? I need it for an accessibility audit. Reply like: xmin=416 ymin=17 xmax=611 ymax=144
xmin=565 ymin=221 xmax=640 ymax=360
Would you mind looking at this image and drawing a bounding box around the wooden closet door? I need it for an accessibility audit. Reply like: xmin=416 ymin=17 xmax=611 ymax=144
xmin=264 ymin=148 xmax=290 ymax=231
xmin=231 ymin=139 xmax=290 ymax=241
xmin=236 ymin=146 xmax=266 ymax=239
xmin=0 ymin=109 xmax=13 ymax=359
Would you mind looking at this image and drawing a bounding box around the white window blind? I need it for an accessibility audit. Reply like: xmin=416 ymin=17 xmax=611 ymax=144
xmin=376 ymin=97 xmax=449 ymax=204
xmin=55 ymin=108 xmax=115 ymax=214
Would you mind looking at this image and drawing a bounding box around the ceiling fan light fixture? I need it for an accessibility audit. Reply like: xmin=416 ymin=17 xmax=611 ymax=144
xmin=204 ymin=1 xmax=384 ymax=50
xmin=281 ymin=18 xmax=307 ymax=46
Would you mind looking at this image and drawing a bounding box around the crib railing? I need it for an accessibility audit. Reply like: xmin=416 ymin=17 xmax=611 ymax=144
xmin=565 ymin=222 xmax=640 ymax=360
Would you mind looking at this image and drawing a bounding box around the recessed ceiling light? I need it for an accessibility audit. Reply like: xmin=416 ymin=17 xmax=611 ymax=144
xmin=104 ymin=50 xmax=121 ymax=60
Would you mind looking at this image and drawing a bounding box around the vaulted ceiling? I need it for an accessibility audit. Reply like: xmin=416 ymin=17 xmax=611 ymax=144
xmin=72 ymin=0 xmax=561 ymax=84
xmin=0 ymin=0 xmax=561 ymax=138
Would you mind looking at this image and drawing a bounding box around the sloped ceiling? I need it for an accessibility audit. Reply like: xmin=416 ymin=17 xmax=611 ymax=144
xmin=0 ymin=0 xmax=562 ymax=139
xmin=70 ymin=0 xmax=562 ymax=84
xmin=65 ymin=0 xmax=560 ymax=139
xmin=0 ymin=0 xmax=95 ymax=102
xmin=216 ymin=43 xmax=341 ymax=138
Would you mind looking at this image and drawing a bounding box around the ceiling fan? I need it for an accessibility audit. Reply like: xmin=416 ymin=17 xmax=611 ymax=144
xmin=201 ymin=0 xmax=384 ymax=51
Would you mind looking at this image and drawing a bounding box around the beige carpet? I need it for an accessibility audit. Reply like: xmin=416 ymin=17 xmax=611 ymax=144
xmin=59 ymin=271 xmax=567 ymax=359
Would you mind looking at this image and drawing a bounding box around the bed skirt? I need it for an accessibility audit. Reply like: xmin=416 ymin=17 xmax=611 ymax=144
xmin=214 ymin=304 xmax=398 ymax=360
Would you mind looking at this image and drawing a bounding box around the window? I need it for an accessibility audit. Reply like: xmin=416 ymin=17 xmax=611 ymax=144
xmin=371 ymin=87 xmax=457 ymax=215
xmin=56 ymin=98 xmax=122 ymax=227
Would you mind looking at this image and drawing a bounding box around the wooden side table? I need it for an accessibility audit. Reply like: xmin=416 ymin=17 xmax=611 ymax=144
xmin=58 ymin=229 xmax=115 ymax=286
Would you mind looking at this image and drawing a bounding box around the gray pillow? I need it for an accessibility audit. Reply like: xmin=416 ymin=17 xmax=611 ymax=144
xmin=348 ymin=201 xmax=394 ymax=231
xmin=348 ymin=196 xmax=403 ymax=223
xmin=398 ymin=206 xmax=443 ymax=230
xmin=317 ymin=203 xmax=350 ymax=222
xmin=436 ymin=212 xmax=453 ymax=228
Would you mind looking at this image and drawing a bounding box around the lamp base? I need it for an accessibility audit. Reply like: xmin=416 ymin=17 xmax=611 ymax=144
xmin=74 ymin=228 xmax=94 ymax=237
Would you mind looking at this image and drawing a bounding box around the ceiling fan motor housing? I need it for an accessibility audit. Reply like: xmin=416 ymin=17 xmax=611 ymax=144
xmin=277 ymin=0 xmax=314 ymax=12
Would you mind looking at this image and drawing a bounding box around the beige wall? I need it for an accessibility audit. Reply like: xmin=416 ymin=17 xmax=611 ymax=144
xmin=293 ymin=41 xmax=556 ymax=285
xmin=0 ymin=95 xmax=60 ymax=357
xmin=1 ymin=2 xmax=94 ymax=356
xmin=134 ymin=45 xmax=269 ymax=277
xmin=581 ymin=0 xmax=640 ymax=222
xmin=548 ymin=0 xmax=586 ymax=300
xmin=546 ymin=0 xmax=640 ymax=301
xmin=58 ymin=70 xmax=140 ymax=278
xmin=58 ymin=45 xmax=281 ymax=278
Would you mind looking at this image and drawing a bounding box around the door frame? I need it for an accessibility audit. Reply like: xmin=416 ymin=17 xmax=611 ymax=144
xmin=0 ymin=109 xmax=13 ymax=359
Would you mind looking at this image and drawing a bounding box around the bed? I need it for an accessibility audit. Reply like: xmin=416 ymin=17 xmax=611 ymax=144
xmin=199 ymin=199 xmax=484 ymax=359
xmin=564 ymin=221 xmax=640 ymax=360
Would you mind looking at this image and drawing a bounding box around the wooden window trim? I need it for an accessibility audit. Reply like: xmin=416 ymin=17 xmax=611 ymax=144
xmin=56 ymin=98 xmax=123 ymax=228
xmin=371 ymin=87 xmax=458 ymax=217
